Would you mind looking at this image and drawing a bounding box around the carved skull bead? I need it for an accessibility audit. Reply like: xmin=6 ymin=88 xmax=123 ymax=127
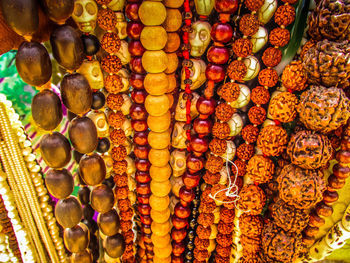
xmin=170 ymin=149 xmax=187 ymax=177
xmin=181 ymin=59 xmax=207 ymax=90
xmin=72 ymin=0 xmax=98 ymax=33
xmin=189 ymin=21 xmax=212 ymax=57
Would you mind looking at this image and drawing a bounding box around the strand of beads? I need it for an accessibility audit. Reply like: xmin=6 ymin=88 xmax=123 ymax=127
xmin=139 ymin=1 xmax=173 ymax=263
xmin=167 ymin=0 xmax=194 ymax=262
xmin=0 ymin=194 xmax=22 ymax=262
xmin=94 ymin=1 xmax=134 ymax=262
xmin=124 ymin=0 xmax=153 ymax=262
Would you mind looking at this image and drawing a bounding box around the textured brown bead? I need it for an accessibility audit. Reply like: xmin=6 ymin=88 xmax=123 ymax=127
xmin=341 ymin=136 xmax=350 ymax=151
xmin=303 ymin=226 xmax=319 ymax=237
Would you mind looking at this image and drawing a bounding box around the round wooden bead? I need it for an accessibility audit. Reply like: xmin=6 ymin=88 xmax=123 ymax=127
xmin=150 ymin=164 xmax=172 ymax=182
xmin=142 ymin=50 xmax=168 ymax=73
xmin=163 ymin=8 xmax=182 ymax=32
xmin=144 ymin=73 xmax=169 ymax=95
xmin=145 ymin=95 xmax=169 ymax=116
xmin=309 ymin=212 xmax=325 ymax=228
xmin=139 ymin=1 xmax=167 ymax=26
xmin=147 ymin=111 xmax=171 ymax=132
xmin=140 ymin=26 xmax=168 ymax=50
xmin=148 ymin=130 xmax=171 ymax=149
xmin=336 ymin=150 xmax=350 ymax=164
xmin=316 ymin=202 xmax=333 ymax=217
xmin=150 ymin=180 xmax=171 ymax=197
xmin=148 ymin=148 xmax=170 ymax=167
xmin=333 ymin=163 xmax=350 ymax=179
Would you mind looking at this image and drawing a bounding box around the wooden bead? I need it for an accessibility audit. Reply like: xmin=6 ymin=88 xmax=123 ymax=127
xmin=140 ymin=26 xmax=168 ymax=50
xmin=145 ymin=95 xmax=170 ymax=117
xmin=315 ymin=202 xmax=333 ymax=217
xmin=302 ymin=235 xmax=315 ymax=247
xmin=144 ymin=73 xmax=169 ymax=95
xmin=303 ymin=225 xmax=319 ymax=237
xmin=142 ymin=50 xmax=168 ymax=73
xmin=328 ymin=174 xmax=346 ymax=190
xmin=308 ymin=212 xmax=325 ymax=228
xmin=336 ymin=150 xmax=350 ymax=164
xmin=323 ymin=190 xmax=339 ymax=205
xmin=333 ymin=163 xmax=350 ymax=179
xmin=164 ymin=53 xmax=178 ymax=74
xmin=139 ymin=1 xmax=166 ymax=26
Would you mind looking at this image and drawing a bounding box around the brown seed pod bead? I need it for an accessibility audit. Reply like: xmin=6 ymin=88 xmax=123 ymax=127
xmin=328 ymin=174 xmax=346 ymax=190
xmin=244 ymin=0 xmax=264 ymax=11
xmin=217 ymin=82 xmax=241 ymax=102
xmin=248 ymin=106 xmax=266 ymax=126
xmin=251 ymin=86 xmax=270 ymax=105
xmin=101 ymin=32 xmax=121 ymax=54
xmin=203 ymin=171 xmax=220 ymax=185
xmin=304 ymin=225 xmax=319 ymax=238
xmin=236 ymin=144 xmax=254 ymax=161
xmin=275 ymin=5 xmax=296 ymax=27
xmin=106 ymin=94 xmax=124 ymax=111
xmin=228 ymin=60 xmax=248 ymax=81
xmin=333 ymin=163 xmax=350 ymax=180
xmin=113 ymin=160 xmax=128 ymax=175
xmin=209 ymin=138 xmax=227 ymax=156
xmin=323 ymin=190 xmax=339 ymax=206
xmin=262 ymin=47 xmax=282 ymax=68
xmin=101 ymin=55 xmax=123 ymax=74
xmin=212 ymin=122 xmax=231 ymax=139
xmin=205 ymin=155 xmax=224 ymax=174
xmin=269 ymin=28 xmax=290 ymax=47
xmin=258 ymin=68 xmax=279 ymax=88
xmin=108 ymin=111 xmax=125 ymax=129
xmin=239 ymin=14 xmax=259 ymax=36
xmin=215 ymin=103 xmax=235 ymax=122
xmin=234 ymin=159 xmax=247 ymax=177
xmin=112 ymin=146 xmax=127 ymax=161
xmin=315 ymin=202 xmax=333 ymax=217
xmin=308 ymin=212 xmax=325 ymax=228
xmin=97 ymin=8 xmax=117 ymax=31
xmin=110 ymin=129 xmax=127 ymax=145
xmin=336 ymin=150 xmax=350 ymax=164
xmin=105 ymin=75 xmax=124 ymax=94
xmin=242 ymin=125 xmax=259 ymax=144
xmin=232 ymin=38 xmax=253 ymax=58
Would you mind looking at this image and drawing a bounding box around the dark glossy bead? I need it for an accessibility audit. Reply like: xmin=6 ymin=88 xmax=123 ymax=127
xmin=179 ymin=187 xmax=195 ymax=204
xmin=135 ymin=171 xmax=151 ymax=183
xmin=131 ymin=89 xmax=148 ymax=104
xmin=131 ymin=57 xmax=146 ymax=74
xmin=336 ymin=150 xmax=350 ymax=164
xmin=82 ymin=218 xmax=98 ymax=233
xmin=130 ymin=104 xmax=148 ymax=120
xmin=172 ymin=256 xmax=184 ymax=263
xmin=185 ymin=251 xmax=193 ymax=260
xmin=68 ymin=110 xmax=77 ymax=121
xmin=172 ymin=241 xmax=185 ymax=256
xmin=81 ymin=34 xmax=100 ymax=56
xmin=182 ymin=171 xmax=201 ymax=189
xmin=102 ymin=176 xmax=115 ymax=189
xmin=96 ymin=137 xmax=110 ymax=153
xmin=134 ymin=131 xmax=149 ymax=146
xmin=126 ymin=3 xmax=140 ymax=21
xmin=328 ymin=174 xmax=345 ymax=190
xmin=132 ymin=120 xmax=148 ymax=132
xmin=186 ymin=154 xmax=204 ymax=173
xmin=189 ymin=219 xmax=196 ymax=228
xmin=190 ymin=136 xmax=209 ymax=155
xmin=73 ymin=150 xmax=83 ymax=164
xmin=78 ymin=186 xmax=90 ymax=205
xmin=138 ymin=204 xmax=151 ymax=215
xmin=140 ymin=215 xmax=152 ymax=225
xmin=205 ymin=64 xmax=225 ymax=82
xmin=215 ymin=0 xmax=239 ymax=14
xmin=323 ymin=190 xmax=339 ymax=204
xmin=91 ymin=91 xmax=105 ymax=109
xmin=171 ymin=228 xmax=187 ymax=243
xmin=187 ymin=240 xmax=194 ymax=250
xmin=172 ymin=215 xmax=189 ymax=229
xmin=135 ymin=159 xmax=151 ymax=172
xmin=129 ymin=41 xmax=145 ymax=57
xmin=137 ymin=194 xmax=150 ymax=204
xmin=196 ymin=96 xmax=216 ymax=116
xmin=211 ymin=23 xmax=233 ymax=43
xmin=316 ymin=202 xmax=333 ymax=217
xmin=127 ymin=22 xmax=144 ymax=40
xmin=188 ymin=230 xmax=195 ymax=239
xmin=333 ymin=163 xmax=350 ymax=179
xmin=130 ymin=73 xmax=145 ymax=89
xmin=193 ymin=118 xmax=212 ymax=136
xmin=207 ymin=46 xmax=230 ymax=64
xmin=136 ymin=182 xmax=151 ymax=195
xmin=134 ymin=145 xmax=150 ymax=159
xmin=174 ymin=203 xmax=191 ymax=219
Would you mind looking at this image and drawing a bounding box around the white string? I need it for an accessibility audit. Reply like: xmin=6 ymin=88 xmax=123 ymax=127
xmin=208 ymin=151 xmax=240 ymax=204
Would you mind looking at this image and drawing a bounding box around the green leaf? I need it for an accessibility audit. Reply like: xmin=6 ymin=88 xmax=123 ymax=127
xmin=275 ymin=0 xmax=311 ymax=75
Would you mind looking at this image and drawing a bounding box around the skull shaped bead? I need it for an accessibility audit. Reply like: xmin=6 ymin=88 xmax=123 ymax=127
xmin=189 ymin=21 xmax=212 ymax=57
xmin=72 ymin=0 xmax=98 ymax=33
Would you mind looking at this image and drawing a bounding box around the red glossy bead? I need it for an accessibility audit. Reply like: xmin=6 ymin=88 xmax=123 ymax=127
xmin=328 ymin=174 xmax=345 ymax=190
xmin=171 ymin=228 xmax=187 ymax=243
xmin=205 ymin=64 xmax=225 ymax=82
xmin=141 ymin=215 xmax=152 ymax=225
xmin=214 ymin=0 xmax=238 ymax=14
xmin=142 ymin=224 xmax=152 ymax=234
xmin=193 ymin=118 xmax=212 ymax=136
xmin=138 ymin=204 xmax=151 ymax=215
xmin=142 ymin=233 xmax=152 ymax=243
xmin=136 ymin=182 xmax=151 ymax=195
xmin=174 ymin=203 xmax=191 ymax=219
xmin=323 ymin=190 xmax=338 ymax=205
xmin=179 ymin=186 xmax=195 ymax=204
xmin=131 ymin=89 xmax=148 ymax=104
xmin=186 ymin=154 xmax=204 ymax=173
xmin=126 ymin=3 xmax=140 ymax=21
xmin=207 ymin=46 xmax=230 ymax=64
xmin=132 ymin=120 xmax=148 ymax=132
xmin=130 ymin=73 xmax=145 ymax=89
xmin=196 ymin=96 xmax=216 ymax=115
xmin=211 ymin=23 xmax=233 ymax=43
xmin=127 ymin=22 xmax=143 ymax=40
xmin=130 ymin=57 xmax=146 ymax=74
xmin=336 ymin=150 xmax=350 ymax=163
xmin=172 ymin=241 xmax=185 ymax=256
xmin=129 ymin=41 xmax=145 ymax=57
xmin=190 ymin=136 xmax=209 ymax=154
xmin=135 ymin=171 xmax=151 ymax=183
xmin=172 ymin=215 xmax=188 ymax=230
xmin=333 ymin=163 xmax=350 ymax=179
xmin=134 ymin=145 xmax=150 ymax=159
xmin=135 ymin=159 xmax=151 ymax=172
xmin=182 ymin=171 xmax=201 ymax=189
xmin=133 ymin=131 xmax=149 ymax=146
xmin=316 ymin=202 xmax=333 ymax=217
xmin=171 ymin=255 xmax=183 ymax=263
xmin=137 ymin=194 xmax=150 ymax=204
xmin=130 ymin=104 xmax=147 ymax=120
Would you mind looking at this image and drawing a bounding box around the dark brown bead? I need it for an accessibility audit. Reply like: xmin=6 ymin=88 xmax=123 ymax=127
xmin=328 ymin=174 xmax=346 ymax=190
xmin=333 ymin=163 xmax=350 ymax=179
xmin=323 ymin=190 xmax=339 ymax=205
xmin=341 ymin=136 xmax=350 ymax=151
xmin=302 ymin=235 xmax=315 ymax=247
xmin=336 ymin=150 xmax=350 ymax=164
xmin=309 ymin=212 xmax=325 ymax=228
xmin=316 ymin=202 xmax=333 ymax=217
xmin=303 ymin=225 xmax=319 ymax=237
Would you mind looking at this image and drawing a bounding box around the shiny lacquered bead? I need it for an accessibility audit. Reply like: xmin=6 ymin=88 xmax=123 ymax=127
xmin=135 ymin=171 xmax=151 ymax=183
xmin=131 ymin=120 xmax=148 ymax=132
xmin=140 ymin=215 xmax=152 ymax=225
xmin=129 ymin=41 xmax=146 ymax=57
xmin=135 ymin=159 xmax=151 ymax=171
xmin=133 ymin=131 xmax=149 ymax=146
xmin=137 ymin=194 xmax=151 ymax=204
xmin=210 ymin=22 xmax=233 ymax=43
xmin=336 ymin=150 xmax=350 ymax=164
xmin=303 ymin=225 xmax=319 ymax=237
xmin=309 ymin=212 xmax=325 ymax=228
xmin=193 ymin=118 xmax=213 ymax=136
xmin=196 ymin=96 xmax=216 ymax=116
xmin=126 ymin=3 xmax=140 ymax=21
xmin=182 ymin=171 xmax=201 ymax=189
xmin=174 ymin=203 xmax=191 ymax=219
xmin=207 ymin=46 xmax=230 ymax=64
xmin=333 ymin=163 xmax=350 ymax=179
xmin=316 ymin=202 xmax=333 ymax=217
xmin=172 ymin=215 xmax=189 ymax=230
xmin=190 ymin=136 xmax=209 ymax=155
xmin=179 ymin=186 xmax=195 ymax=204
xmin=127 ymin=22 xmax=144 ymax=40
xmin=172 ymin=241 xmax=186 ymax=256
xmin=328 ymin=174 xmax=346 ymax=190
xmin=322 ymin=190 xmax=338 ymax=205
xmin=132 ymin=89 xmax=148 ymax=104
xmin=214 ymin=0 xmax=238 ymax=14
xmin=130 ymin=104 xmax=148 ymax=120
xmin=171 ymin=228 xmax=187 ymax=243
xmin=130 ymin=57 xmax=146 ymax=74
xmin=205 ymin=64 xmax=225 ymax=82
xmin=138 ymin=204 xmax=151 ymax=215
xmin=186 ymin=154 xmax=204 ymax=173
xmin=130 ymin=73 xmax=145 ymax=89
